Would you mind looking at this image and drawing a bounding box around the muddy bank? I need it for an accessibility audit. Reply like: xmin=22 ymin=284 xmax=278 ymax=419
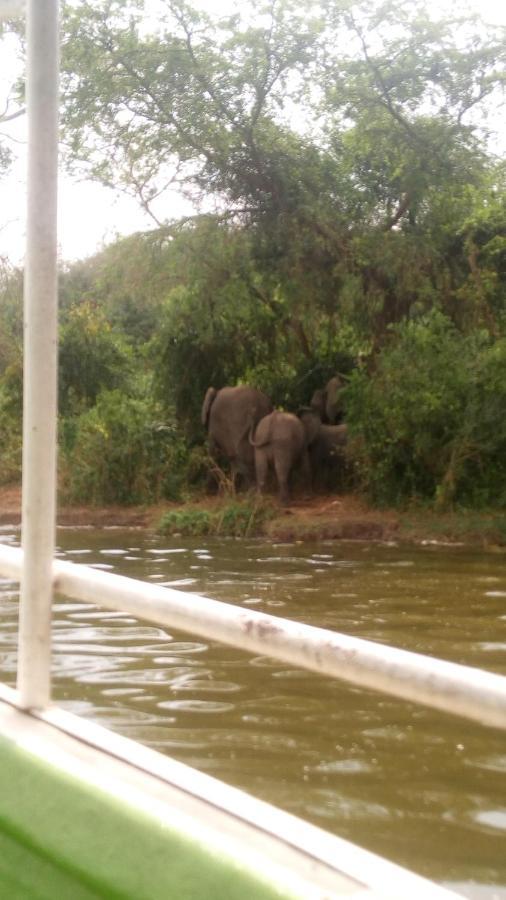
xmin=0 ymin=485 xmax=396 ymax=538
xmin=1 ymin=483 xmax=506 ymax=548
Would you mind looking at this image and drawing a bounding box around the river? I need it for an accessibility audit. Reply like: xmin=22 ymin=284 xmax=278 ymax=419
xmin=0 ymin=526 xmax=505 ymax=899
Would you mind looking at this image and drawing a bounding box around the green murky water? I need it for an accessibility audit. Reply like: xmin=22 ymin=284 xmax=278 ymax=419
xmin=1 ymin=527 xmax=505 ymax=899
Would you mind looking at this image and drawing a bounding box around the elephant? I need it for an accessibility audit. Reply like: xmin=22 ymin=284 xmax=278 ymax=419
xmin=310 ymin=374 xmax=345 ymax=424
xmin=201 ymin=385 xmax=273 ymax=488
xmin=298 ymin=407 xmax=348 ymax=491
xmin=249 ymin=410 xmax=310 ymax=506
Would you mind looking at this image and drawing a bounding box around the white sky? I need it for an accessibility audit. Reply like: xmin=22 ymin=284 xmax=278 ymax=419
xmin=0 ymin=0 xmax=505 ymax=267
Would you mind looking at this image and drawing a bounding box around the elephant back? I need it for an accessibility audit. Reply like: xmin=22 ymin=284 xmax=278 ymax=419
xmin=207 ymin=385 xmax=273 ymax=459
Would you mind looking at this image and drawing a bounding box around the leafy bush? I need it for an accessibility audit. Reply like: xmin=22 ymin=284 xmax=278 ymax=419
xmin=458 ymin=336 xmax=506 ymax=507
xmin=214 ymin=499 xmax=274 ymax=536
xmin=60 ymin=390 xmax=189 ymax=505
xmin=59 ymin=301 xmax=132 ymax=416
xmin=157 ymin=508 xmax=212 ymax=536
xmin=345 ymin=311 xmax=506 ymax=508
xmin=0 ymin=360 xmax=23 ymax=485
xmin=158 ymin=498 xmax=274 ymax=537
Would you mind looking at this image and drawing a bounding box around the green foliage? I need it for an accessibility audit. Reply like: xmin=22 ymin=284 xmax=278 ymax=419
xmin=0 ymin=263 xmax=22 ymax=375
xmin=57 ymin=0 xmax=506 ymax=385
xmin=346 ymin=312 xmax=506 ymax=507
xmin=158 ymin=507 xmax=212 ymax=537
xmin=58 ymin=301 xmax=133 ymax=416
xmin=59 ymin=231 xmax=174 ymax=344
xmin=60 ymin=390 xmax=188 ymax=505
xmin=158 ymin=498 xmax=274 ymax=537
xmin=213 ymin=499 xmax=275 ymax=537
xmin=150 ymin=219 xmax=291 ymax=431
xmin=0 ymin=359 xmax=23 ymax=485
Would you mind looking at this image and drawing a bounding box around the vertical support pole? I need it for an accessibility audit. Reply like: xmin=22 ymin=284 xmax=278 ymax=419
xmin=17 ymin=0 xmax=59 ymax=709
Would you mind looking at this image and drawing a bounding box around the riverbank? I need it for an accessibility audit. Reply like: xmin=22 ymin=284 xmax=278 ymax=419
xmin=1 ymin=483 xmax=506 ymax=548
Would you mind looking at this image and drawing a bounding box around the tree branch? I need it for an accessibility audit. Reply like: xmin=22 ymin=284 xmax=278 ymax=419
xmin=383 ymin=192 xmax=411 ymax=231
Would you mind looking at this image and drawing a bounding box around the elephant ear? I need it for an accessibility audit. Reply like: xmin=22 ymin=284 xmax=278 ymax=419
xmin=310 ymin=388 xmax=325 ymax=417
xmin=325 ymin=375 xmax=344 ymax=423
xmin=298 ymin=408 xmax=320 ymax=445
xmin=201 ymin=387 xmax=217 ymax=427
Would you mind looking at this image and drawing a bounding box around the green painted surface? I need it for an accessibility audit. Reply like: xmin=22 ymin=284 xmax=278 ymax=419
xmin=0 ymin=733 xmax=289 ymax=900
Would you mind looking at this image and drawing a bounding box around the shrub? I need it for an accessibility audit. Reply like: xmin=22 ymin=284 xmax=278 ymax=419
xmin=59 ymin=301 xmax=132 ymax=416
xmin=345 ymin=311 xmax=506 ymax=508
xmin=60 ymin=390 xmax=189 ymax=505
xmin=0 ymin=360 xmax=23 ymax=485
xmin=158 ymin=508 xmax=212 ymax=536
xmin=158 ymin=498 xmax=274 ymax=537
xmin=214 ymin=499 xmax=274 ymax=536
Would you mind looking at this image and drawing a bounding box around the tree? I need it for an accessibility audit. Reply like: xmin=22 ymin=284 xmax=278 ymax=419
xmin=58 ymin=0 xmax=505 ymax=345
xmin=58 ymin=300 xmax=132 ymax=415
xmin=0 ymin=19 xmax=25 ymax=183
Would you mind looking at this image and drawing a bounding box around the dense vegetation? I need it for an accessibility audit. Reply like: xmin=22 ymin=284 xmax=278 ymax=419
xmin=1 ymin=0 xmax=505 ymax=509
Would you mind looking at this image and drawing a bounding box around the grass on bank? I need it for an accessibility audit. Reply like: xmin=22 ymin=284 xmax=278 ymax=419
xmin=157 ymin=498 xmax=276 ymax=538
xmin=156 ymin=494 xmax=506 ymax=546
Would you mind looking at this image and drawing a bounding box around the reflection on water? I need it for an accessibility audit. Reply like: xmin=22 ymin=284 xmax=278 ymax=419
xmin=1 ymin=526 xmax=506 ymax=899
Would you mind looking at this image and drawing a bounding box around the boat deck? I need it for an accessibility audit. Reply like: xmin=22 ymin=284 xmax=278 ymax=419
xmin=0 ymin=684 xmax=461 ymax=900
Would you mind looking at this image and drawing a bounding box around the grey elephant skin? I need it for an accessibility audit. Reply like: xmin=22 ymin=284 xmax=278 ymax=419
xmin=310 ymin=375 xmax=345 ymax=424
xmin=250 ymin=410 xmax=310 ymax=505
xmin=202 ymin=385 xmax=273 ymax=487
xmin=299 ymin=408 xmax=348 ymax=490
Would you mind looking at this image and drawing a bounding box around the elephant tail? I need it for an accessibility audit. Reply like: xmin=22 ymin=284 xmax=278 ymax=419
xmin=248 ymin=423 xmax=262 ymax=447
xmin=248 ymin=412 xmax=272 ymax=448
xmin=201 ymin=387 xmax=217 ymax=427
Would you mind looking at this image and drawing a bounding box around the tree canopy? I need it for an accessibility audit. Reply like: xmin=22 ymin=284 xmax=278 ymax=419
xmin=57 ymin=0 xmax=505 ymax=339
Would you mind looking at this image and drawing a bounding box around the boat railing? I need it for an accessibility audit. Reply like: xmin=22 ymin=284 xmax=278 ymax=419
xmin=1 ymin=541 xmax=506 ymax=731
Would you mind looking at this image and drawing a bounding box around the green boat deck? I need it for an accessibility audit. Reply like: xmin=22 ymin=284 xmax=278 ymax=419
xmin=0 ymin=691 xmax=365 ymax=900
xmin=0 ymin=687 xmax=462 ymax=900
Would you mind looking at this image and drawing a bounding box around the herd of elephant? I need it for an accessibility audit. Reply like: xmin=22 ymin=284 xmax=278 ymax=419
xmin=201 ymin=378 xmax=347 ymax=505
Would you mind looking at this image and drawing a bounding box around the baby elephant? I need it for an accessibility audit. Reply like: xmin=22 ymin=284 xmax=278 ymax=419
xmin=250 ymin=410 xmax=310 ymax=505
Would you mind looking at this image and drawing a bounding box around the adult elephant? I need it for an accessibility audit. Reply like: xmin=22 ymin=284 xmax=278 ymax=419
xmin=249 ymin=410 xmax=310 ymax=506
xmin=310 ymin=375 xmax=345 ymax=424
xmin=201 ymin=385 xmax=273 ymax=488
xmin=298 ymin=408 xmax=348 ymax=490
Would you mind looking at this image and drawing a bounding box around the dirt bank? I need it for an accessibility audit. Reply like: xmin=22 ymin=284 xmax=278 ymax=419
xmin=1 ymin=483 xmax=505 ymax=547
xmin=0 ymin=484 xmax=396 ymax=536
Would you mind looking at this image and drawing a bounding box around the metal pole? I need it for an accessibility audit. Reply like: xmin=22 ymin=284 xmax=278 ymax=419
xmin=17 ymin=0 xmax=59 ymax=708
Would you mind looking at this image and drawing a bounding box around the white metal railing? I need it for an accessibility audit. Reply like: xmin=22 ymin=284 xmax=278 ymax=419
xmin=1 ymin=543 xmax=506 ymax=729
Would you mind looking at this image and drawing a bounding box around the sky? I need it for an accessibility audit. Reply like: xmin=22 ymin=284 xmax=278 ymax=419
xmin=1 ymin=0 xmax=505 ymax=267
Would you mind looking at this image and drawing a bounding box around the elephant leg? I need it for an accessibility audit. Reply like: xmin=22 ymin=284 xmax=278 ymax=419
xmin=274 ymin=455 xmax=291 ymax=506
xmin=300 ymin=448 xmax=312 ymax=495
xmin=255 ymin=450 xmax=269 ymax=495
